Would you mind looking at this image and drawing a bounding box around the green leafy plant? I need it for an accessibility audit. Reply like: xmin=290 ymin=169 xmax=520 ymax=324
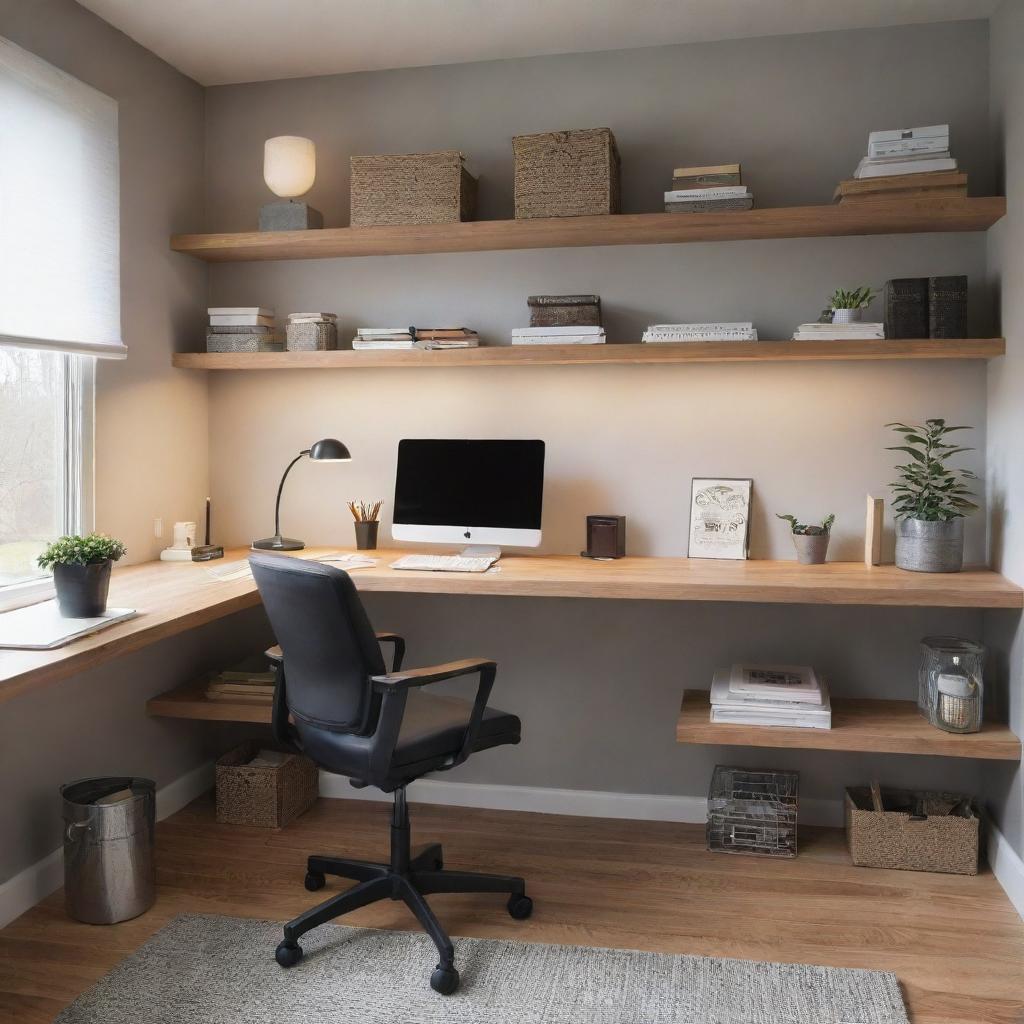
xmin=37 ymin=533 xmax=126 ymax=570
xmin=828 ymin=286 xmax=877 ymax=310
xmin=886 ymin=419 xmax=978 ymax=521
xmin=776 ymin=513 xmax=835 ymax=536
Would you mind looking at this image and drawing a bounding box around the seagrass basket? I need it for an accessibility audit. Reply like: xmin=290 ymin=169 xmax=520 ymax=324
xmin=513 ymin=128 xmax=620 ymax=219
xmin=350 ymin=150 xmax=477 ymax=226
xmin=215 ymin=741 xmax=318 ymax=828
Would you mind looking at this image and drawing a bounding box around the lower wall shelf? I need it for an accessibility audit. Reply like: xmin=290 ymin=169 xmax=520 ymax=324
xmin=676 ymin=690 xmax=1021 ymax=760
xmin=148 ymin=680 xmax=272 ymax=724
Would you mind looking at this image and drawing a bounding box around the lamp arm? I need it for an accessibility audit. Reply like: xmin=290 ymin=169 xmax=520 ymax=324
xmin=273 ymin=451 xmax=309 ymax=538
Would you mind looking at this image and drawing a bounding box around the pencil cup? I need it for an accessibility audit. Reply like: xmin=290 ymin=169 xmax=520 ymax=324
xmin=354 ymin=521 xmax=379 ymax=550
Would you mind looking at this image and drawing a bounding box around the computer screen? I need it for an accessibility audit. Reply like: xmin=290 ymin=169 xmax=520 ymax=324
xmin=393 ymin=439 xmax=545 ymax=547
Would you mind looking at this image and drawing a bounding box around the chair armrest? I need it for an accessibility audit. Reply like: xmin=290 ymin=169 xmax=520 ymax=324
xmin=371 ymin=657 xmax=494 ymax=693
xmin=375 ymin=632 xmax=405 ymax=672
xmin=265 ymin=645 xmax=283 ymax=664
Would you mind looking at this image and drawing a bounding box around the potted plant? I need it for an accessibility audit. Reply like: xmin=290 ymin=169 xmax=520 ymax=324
xmin=776 ymin=513 xmax=835 ymax=565
xmin=37 ymin=533 xmax=127 ymax=617
xmin=887 ymin=419 xmax=977 ymax=573
xmin=828 ymin=286 xmax=877 ymax=324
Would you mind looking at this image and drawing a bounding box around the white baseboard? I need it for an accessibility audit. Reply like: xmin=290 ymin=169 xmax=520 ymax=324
xmin=0 ymin=760 xmax=215 ymax=930
xmin=988 ymin=818 xmax=1024 ymax=920
xmin=318 ymin=774 xmax=844 ymax=828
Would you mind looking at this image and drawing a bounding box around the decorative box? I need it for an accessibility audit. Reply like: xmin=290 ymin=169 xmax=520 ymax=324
xmin=706 ymin=765 xmax=798 ymax=858
xmin=286 ymin=321 xmax=338 ymax=352
xmin=512 ymin=128 xmax=621 ymax=219
xmin=845 ymin=786 xmax=979 ymax=875
xmin=215 ymin=741 xmax=318 ymax=828
xmin=350 ymin=150 xmax=477 ymax=226
xmin=528 ymin=294 xmax=602 ymax=328
xmin=206 ymin=332 xmax=283 ymax=353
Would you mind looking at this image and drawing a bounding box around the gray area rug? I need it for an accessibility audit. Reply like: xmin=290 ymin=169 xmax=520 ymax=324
xmin=56 ymin=913 xmax=908 ymax=1023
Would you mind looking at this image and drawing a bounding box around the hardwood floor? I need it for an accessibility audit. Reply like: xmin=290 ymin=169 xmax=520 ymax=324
xmin=2 ymin=794 xmax=1022 ymax=1023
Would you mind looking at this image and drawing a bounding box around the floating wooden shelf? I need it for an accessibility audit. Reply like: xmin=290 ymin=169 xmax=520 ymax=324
xmin=147 ymin=680 xmax=273 ymax=724
xmin=170 ymin=198 xmax=1005 ymax=262
xmin=676 ymin=690 xmax=1021 ymax=761
xmin=172 ymin=338 xmax=1005 ymax=371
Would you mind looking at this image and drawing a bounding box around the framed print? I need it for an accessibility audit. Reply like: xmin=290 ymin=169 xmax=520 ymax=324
xmin=688 ymin=478 xmax=752 ymax=560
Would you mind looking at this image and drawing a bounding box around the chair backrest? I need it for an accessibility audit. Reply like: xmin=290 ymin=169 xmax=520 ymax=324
xmin=249 ymin=553 xmax=385 ymax=734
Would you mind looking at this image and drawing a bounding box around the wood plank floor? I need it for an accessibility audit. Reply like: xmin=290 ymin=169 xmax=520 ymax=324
xmin=2 ymin=795 xmax=1022 ymax=1023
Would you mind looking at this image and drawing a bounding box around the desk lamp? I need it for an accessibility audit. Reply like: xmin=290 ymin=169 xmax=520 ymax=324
xmin=252 ymin=438 xmax=351 ymax=551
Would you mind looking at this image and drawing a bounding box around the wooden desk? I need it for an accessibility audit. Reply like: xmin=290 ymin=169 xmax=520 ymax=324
xmin=2 ymin=547 xmax=1020 ymax=705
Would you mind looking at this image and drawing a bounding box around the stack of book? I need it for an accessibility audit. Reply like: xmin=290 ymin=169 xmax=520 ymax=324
xmin=664 ymin=164 xmax=753 ymax=212
xmin=710 ymin=663 xmax=832 ymax=730
xmin=206 ymin=307 xmax=281 ymax=353
xmin=642 ymin=322 xmax=757 ymax=343
xmin=412 ymin=327 xmax=479 ymax=349
xmin=792 ymin=320 xmax=884 ymax=341
xmin=836 ymin=124 xmax=964 ymax=203
xmin=511 ymin=326 xmax=606 ymax=346
xmin=884 ymin=276 xmax=967 ymax=339
xmin=205 ymin=660 xmax=277 ymax=704
xmin=352 ymin=328 xmax=415 ymax=350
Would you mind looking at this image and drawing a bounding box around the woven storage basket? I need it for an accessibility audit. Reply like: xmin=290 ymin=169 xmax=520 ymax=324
xmin=286 ymin=321 xmax=338 ymax=352
xmin=513 ymin=128 xmax=620 ymax=219
xmin=845 ymin=786 xmax=979 ymax=874
xmin=350 ymin=150 xmax=477 ymax=226
xmin=528 ymin=294 xmax=602 ymax=328
xmin=215 ymin=741 xmax=318 ymax=828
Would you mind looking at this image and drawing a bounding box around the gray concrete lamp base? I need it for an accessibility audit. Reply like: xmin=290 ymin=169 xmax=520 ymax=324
xmin=259 ymin=200 xmax=324 ymax=231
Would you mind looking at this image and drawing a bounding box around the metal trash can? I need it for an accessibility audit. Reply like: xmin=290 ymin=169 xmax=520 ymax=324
xmin=61 ymin=776 xmax=156 ymax=924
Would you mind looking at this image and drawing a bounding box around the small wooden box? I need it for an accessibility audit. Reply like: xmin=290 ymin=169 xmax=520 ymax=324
xmin=845 ymin=786 xmax=979 ymax=875
xmin=512 ymin=128 xmax=620 ymax=219
xmin=215 ymin=741 xmax=318 ymax=829
xmin=582 ymin=515 xmax=625 ymax=559
xmin=350 ymin=150 xmax=477 ymax=226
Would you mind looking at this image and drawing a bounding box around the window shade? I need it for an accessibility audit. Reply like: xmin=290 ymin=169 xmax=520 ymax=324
xmin=0 ymin=36 xmax=125 ymax=359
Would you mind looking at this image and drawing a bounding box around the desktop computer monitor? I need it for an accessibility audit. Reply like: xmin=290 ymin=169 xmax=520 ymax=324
xmin=393 ymin=439 xmax=545 ymax=548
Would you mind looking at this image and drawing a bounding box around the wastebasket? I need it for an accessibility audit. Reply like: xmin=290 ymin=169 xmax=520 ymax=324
xmin=61 ymin=776 xmax=156 ymax=924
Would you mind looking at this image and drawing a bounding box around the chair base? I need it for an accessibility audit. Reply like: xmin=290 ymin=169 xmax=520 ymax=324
xmin=274 ymin=788 xmax=532 ymax=994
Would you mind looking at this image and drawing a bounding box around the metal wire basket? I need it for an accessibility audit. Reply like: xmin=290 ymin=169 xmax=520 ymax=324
xmin=706 ymin=765 xmax=799 ymax=858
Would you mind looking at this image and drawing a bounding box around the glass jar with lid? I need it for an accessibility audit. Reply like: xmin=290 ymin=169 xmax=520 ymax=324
xmin=918 ymin=636 xmax=984 ymax=734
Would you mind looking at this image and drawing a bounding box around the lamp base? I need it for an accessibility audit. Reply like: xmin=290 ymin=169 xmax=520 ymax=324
xmin=259 ymin=200 xmax=323 ymax=231
xmin=252 ymin=535 xmax=305 ymax=552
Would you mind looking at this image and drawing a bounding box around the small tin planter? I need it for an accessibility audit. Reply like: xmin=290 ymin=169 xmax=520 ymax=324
xmin=895 ymin=517 xmax=964 ymax=573
xmin=791 ymin=533 xmax=830 ymax=565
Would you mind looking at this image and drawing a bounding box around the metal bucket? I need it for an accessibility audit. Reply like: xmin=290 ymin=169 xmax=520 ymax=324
xmin=61 ymin=776 xmax=156 ymax=924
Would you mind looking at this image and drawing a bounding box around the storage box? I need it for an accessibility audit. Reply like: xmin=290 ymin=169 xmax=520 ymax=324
xmin=206 ymin=332 xmax=283 ymax=353
xmin=528 ymin=294 xmax=602 ymax=328
xmin=215 ymin=741 xmax=318 ymax=828
xmin=513 ymin=128 xmax=620 ymax=219
xmin=350 ymin=150 xmax=477 ymax=226
xmin=286 ymin=321 xmax=338 ymax=352
xmin=845 ymin=786 xmax=979 ymax=875
xmin=706 ymin=765 xmax=799 ymax=858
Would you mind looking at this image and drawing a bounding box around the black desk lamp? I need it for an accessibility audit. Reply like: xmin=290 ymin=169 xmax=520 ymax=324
xmin=252 ymin=438 xmax=351 ymax=551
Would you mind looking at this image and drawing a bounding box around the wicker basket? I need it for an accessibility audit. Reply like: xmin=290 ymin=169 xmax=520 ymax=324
xmin=286 ymin=321 xmax=338 ymax=352
xmin=350 ymin=150 xmax=477 ymax=226
xmin=215 ymin=741 xmax=318 ymax=828
xmin=513 ymin=128 xmax=620 ymax=219
xmin=528 ymin=294 xmax=601 ymax=328
xmin=845 ymin=786 xmax=979 ymax=874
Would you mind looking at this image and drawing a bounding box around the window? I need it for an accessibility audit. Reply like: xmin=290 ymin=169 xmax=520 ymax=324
xmin=0 ymin=36 xmax=120 ymax=608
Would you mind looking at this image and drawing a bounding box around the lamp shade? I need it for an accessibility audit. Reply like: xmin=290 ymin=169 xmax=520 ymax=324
xmin=264 ymin=136 xmax=316 ymax=198
xmin=308 ymin=438 xmax=351 ymax=462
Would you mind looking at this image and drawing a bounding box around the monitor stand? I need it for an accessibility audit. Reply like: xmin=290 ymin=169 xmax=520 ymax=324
xmin=461 ymin=544 xmax=502 ymax=561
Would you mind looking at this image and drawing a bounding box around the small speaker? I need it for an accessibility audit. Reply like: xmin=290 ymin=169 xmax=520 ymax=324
xmin=581 ymin=515 xmax=626 ymax=559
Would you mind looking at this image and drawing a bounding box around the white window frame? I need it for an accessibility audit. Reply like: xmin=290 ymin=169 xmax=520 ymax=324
xmin=0 ymin=354 xmax=94 ymax=612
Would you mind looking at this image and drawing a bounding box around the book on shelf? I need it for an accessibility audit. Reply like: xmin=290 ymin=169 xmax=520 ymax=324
xmin=353 ymin=327 xmax=416 ymax=350
xmin=288 ymin=312 xmax=337 ymax=323
xmin=209 ymin=313 xmax=276 ymax=328
xmin=928 ymin=275 xmax=968 ymax=339
xmin=884 ymin=278 xmax=929 ymax=339
xmin=708 ymin=668 xmax=832 ymax=729
xmin=664 ymin=186 xmax=751 ymax=202
xmin=868 ymin=124 xmax=949 ymax=160
xmin=854 ymin=155 xmax=957 ymax=179
xmin=208 ymin=307 xmax=274 ymax=317
xmin=672 ymin=163 xmax=742 ymax=188
xmin=728 ymin=663 xmax=824 ymax=703
xmin=643 ymin=322 xmax=757 ymax=342
xmin=792 ymin=322 xmax=884 ymax=340
xmin=665 ymin=197 xmax=753 ymax=213
xmin=833 ymin=171 xmax=967 ymax=204
xmin=412 ymin=328 xmax=479 ymax=349
xmin=511 ymin=326 xmax=605 ymax=346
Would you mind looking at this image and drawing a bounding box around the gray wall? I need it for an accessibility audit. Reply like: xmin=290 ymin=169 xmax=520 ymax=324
xmin=202 ymin=21 xmax=1000 ymax=808
xmin=985 ymin=0 xmax=1024 ymax=860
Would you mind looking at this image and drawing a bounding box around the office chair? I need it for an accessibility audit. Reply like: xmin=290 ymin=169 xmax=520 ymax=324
xmin=249 ymin=552 xmax=532 ymax=995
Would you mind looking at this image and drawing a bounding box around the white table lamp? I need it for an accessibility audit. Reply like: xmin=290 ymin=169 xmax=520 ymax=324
xmin=260 ymin=135 xmax=323 ymax=231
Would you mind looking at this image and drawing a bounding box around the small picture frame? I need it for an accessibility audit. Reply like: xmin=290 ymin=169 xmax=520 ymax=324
xmin=688 ymin=478 xmax=753 ymax=560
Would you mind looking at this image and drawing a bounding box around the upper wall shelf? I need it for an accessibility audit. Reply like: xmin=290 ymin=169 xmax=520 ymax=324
xmin=170 ymin=197 xmax=1006 ymax=262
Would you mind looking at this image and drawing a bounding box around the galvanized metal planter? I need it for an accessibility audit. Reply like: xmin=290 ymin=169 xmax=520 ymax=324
xmin=792 ymin=533 xmax=830 ymax=565
xmin=895 ymin=517 xmax=964 ymax=573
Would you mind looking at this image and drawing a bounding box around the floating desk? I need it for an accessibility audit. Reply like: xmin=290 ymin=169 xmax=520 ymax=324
xmin=2 ymin=547 xmax=1021 ymax=708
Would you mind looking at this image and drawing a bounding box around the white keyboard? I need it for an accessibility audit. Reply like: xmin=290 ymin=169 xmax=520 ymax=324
xmin=390 ymin=554 xmax=497 ymax=573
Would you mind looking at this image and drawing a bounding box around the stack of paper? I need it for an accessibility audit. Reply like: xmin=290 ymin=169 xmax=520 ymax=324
xmin=643 ymin=322 xmax=757 ymax=343
xmin=792 ymin=321 xmax=885 ymax=341
xmin=352 ymin=328 xmax=415 ymax=350
xmin=710 ymin=664 xmax=832 ymax=729
xmin=511 ymin=326 xmax=606 ymax=346
xmin=853 ymin=124 xmax=958 ymax=180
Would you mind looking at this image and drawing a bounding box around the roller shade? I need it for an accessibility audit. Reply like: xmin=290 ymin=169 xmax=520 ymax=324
xmin=0 ymin=36 xmax=125 ymax=359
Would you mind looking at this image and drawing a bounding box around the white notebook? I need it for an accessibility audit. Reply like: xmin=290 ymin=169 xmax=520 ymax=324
xmin=0 ymin=600 xmax=137 ymax=650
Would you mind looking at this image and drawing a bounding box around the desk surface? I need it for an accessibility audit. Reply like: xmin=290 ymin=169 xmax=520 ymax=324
xmin=1 ymin=547 xmax=1020 ymax=704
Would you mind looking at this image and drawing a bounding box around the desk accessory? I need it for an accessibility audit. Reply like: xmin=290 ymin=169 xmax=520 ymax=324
xmin=688 ymin=479 xmax=752 ymax=560
xmin=581 ymin=515 xmax=625 ymax=559
xmin=707 ymin=765 xmax=798 ymax=858
xmin=191 ymin=497 xmax=225 ymax=561
xmin=918 ymin=636 xmax=984 ymax=733
xmin=37 ymin=533 xmax=126 ymax=617
xmin=776 ymin=513 xmax=834 ymax=565
xmin=348 ymin=499 xmax=382 ymax=550
xmin=253 ymin=438 xmax=352 ymax=552
xmin=160 ymin=521 xmax=197 ymax=562
xmin=260 ymin=136 xmax=322 ymax=231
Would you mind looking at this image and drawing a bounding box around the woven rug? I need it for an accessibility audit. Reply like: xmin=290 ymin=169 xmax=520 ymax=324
xmin=56 ymin=913 xmax=908 ymax=1024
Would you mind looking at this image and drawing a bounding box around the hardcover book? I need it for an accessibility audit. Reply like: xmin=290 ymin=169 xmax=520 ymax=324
xmin=884 ymin=278 xmax=929 ymax=339
xmin=929 ymin=276 xmax=968 ymax=338
xmin=672 ymin=163 xmax=742 ymax=188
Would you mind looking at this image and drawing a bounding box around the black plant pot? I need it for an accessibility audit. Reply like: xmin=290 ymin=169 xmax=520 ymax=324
xmin=53 ymin=560 xmax=112 ymax=618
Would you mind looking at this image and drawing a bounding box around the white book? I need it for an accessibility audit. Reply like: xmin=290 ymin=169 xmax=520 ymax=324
xmin=208 ymin=306 xmax=274 ymax=317
xmin=794 ymin=332 xmax=884 ymax=340
xmin=352 ymin=338 xmax=415 ymax=349
xmin=511 ymin=334 xmax=606 ymax=345
xmin=643 ymin=332 xmax=757 ymax=342
xmin=209 ymin=314 xmax=275 ymax=327
xmin=512 ymin=326 xmax=605 ymax=337
xmin=664 ymin=187 xmax=751 ymax=201
xmin=729 ymin=663 xmax=823 ymax=704
xmin=711 ymin=670 xmax=831 ymax=712
xmin=647 ymin=322 xmax=754 ymax=331
xmin=854 ymin=156 xmax=957 ymax=179
xmin=711 ymin=707 xmax=832 ymax=729
xmin=288 ymin=312 xmax=337 ymax=322
xmin=356 ymin=327 xmax=413 ymax=336
xmin=868 ymin=124 xmax=949 ymax=159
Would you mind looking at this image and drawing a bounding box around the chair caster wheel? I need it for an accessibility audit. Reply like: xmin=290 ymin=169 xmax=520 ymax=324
xmin=430 ymin=964 xmax=460 ymax=995
xmin=304 ymin=871 xmax=326 ymax=892
xmin=507 ymin=893 xmax=533 ymax=920
xmin=275 ymin=940 xmax=303 ymax=968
